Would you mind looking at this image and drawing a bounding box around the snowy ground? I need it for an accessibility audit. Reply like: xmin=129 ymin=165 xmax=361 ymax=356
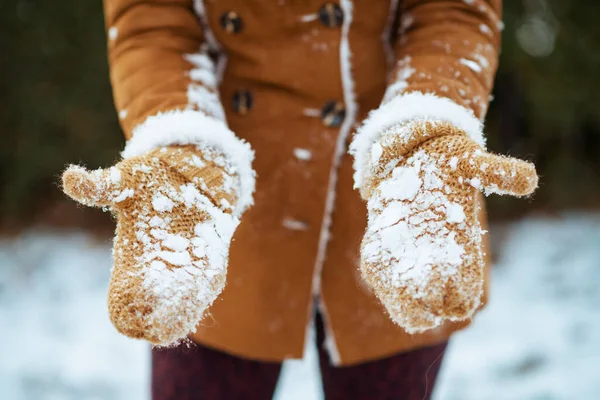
xmin=1 ymin=213 xmax=599 ymax=399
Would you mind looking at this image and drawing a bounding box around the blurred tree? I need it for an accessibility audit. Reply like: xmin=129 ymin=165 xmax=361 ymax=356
xmin=486 ymin=0 xmax=600 ymax=216
xmin=0 ymin=0 xmax=598 ymax=225
xmin=0 ymin=0 xmax=122 ymax=225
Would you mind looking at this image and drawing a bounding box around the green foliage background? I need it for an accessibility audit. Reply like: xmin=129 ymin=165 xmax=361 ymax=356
xmin=0 ymin=0 xmax=598 ymax=225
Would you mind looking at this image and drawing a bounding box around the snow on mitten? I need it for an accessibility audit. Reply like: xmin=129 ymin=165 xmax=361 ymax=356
xmin=61 ymin=145 xmax=250 ymax=345
xmin=352 ymin=121 xmax=537 ymax=333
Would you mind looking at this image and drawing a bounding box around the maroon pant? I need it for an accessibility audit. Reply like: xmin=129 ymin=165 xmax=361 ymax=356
xmin=152 ymin=315 xmax=447 ymax=400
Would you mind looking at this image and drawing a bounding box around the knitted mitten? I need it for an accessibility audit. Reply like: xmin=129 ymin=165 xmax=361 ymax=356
xmin=62 ymin=145 xmax=245 ymax=345
xmin=355 ymin=122 xmax=538 ymax=333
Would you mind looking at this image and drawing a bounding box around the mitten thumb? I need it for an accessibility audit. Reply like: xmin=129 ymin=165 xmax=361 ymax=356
xmin=62 ymin=165 xmax=130 ymax=207
xmin=457 ymin=150 xmax=538 ymax=197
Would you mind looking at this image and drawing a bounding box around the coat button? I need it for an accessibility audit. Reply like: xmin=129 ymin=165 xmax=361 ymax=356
xmin=233 ymin=90 xmax=253 ymax=115
xmin=321 ymin=101 xmax=345 ymax=128
xmin=220 ymin=11 xmax=243 ymax=34
xmin=318 ymin=3 xmax=344 ymax=28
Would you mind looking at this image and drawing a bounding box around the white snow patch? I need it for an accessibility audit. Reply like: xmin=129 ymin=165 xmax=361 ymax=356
xmin=3 ymin=214 xmax=600 ymax=399
xmin=162 ymin=234 xmax=189 ymax=252
xmin=362 ymin=150 xmax=470 ymax=306
xmin=468 ymin=177 xmax=482 ymax=190
xmin=435 ymin=214 xmax=600 ymax=400
xmin=446 ymin=202 xmax=466 ymax=223
xmin=152 ymin=193 xmax=175 ymax=213
xmin=379 ymin=165 xmax=422 ymax=201
xmin=155 ymin=250 xmax=191 ymax=266
xmin=0 ymin=231 xmax=149 ymax=399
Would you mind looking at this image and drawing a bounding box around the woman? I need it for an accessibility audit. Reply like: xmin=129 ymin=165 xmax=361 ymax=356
xmin=62 ymin=0 xmax=537 ymax=398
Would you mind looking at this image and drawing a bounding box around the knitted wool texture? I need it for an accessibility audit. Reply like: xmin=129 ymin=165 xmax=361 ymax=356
xmin=359 ymin=122 xmax=538 ymax=333
xmin=62 ymin=145 xmax=242 ymax=345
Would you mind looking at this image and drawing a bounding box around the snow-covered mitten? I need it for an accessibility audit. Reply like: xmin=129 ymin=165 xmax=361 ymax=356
xmin=352 ymin=121 xmax=538 ymax=333
xmin=61 ymin=145 xmax=250 ymax=345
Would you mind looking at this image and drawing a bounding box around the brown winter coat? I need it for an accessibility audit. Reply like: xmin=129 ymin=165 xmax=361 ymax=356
xmin=103 ymin=0 xmax=501 ymax=365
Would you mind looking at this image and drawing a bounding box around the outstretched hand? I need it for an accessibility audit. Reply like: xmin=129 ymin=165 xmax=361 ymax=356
xmin=359 ymin=125 xmax=537 ymax=333
xmin=62 ymin=146 xmax=241 ymax=345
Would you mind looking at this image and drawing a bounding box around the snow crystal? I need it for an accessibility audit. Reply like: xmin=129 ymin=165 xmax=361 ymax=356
xmin=446 ymin=202 xmax=466 ymax=223
xmin=293 ymin=148 xmax=312 ymax=161
xmin=190 ymin=155 xmax=206 ymax=168
xmin=162 ymin=234 xmax=189 ymax=252
xmin=132 ymin=163 xmax=152 ymax=174
xmin=149 ymin=216 xmax=165 ymax=227
xmin=154 ymin=250 xmax=191 ymax=266
xmin=282 ymin=218 xmax=309 ymax=231
xmin=109 ymin=167 xmax=121 ymax=183
xmin=113 ymin=188 xmax=134 ymax=203
xmin=193 ymin=219 xmax=232 ymax=270
xmin=460 ymin=58 xmax=482 ymax=73
xmin=472 ymin=53 xmax=490 ymax=70
xmin=468 ymin=177 xmax=482 ymax=190
xmin=379 ymin=165 xmax=422 ymax=201
xmin=152 ymin=193 xmax=175 ymax=212
xmin=449 ymin=156 xmax=459 ymax=170
xmin=180 ymin=183 xmax=203 ymax=208
xmin=299 ymin=13 xmax=319 ymax=23
xmin=303 ymin=108 xmax=322 ymax=118
xmin=479 ymin=23 xmax=492 ymax=35
xmin=108 ymin=26 xmax=118 ymax=41
xmin=399 ymin=13 xmax=414 ymax=32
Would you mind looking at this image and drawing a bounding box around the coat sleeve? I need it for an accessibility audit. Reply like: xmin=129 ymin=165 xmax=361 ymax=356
xmin=350 ymin=0 xmax=502 ymax=188
xmin=103 ymin=0 xmax=254 ymax=209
